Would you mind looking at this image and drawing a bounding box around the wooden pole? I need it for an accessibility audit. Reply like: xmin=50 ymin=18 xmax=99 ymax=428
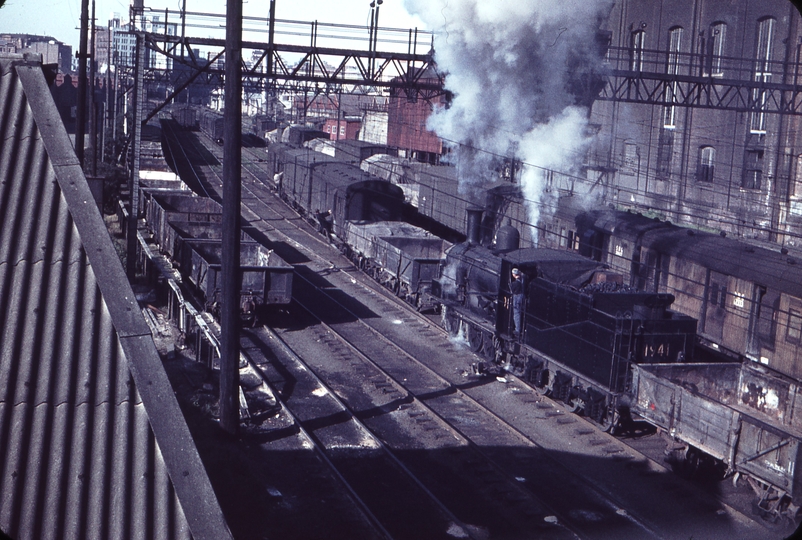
xmin=220 ymin=0 xmax=243 ymax=435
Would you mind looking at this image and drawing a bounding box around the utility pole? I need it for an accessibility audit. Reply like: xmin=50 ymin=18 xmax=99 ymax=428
xmin=220 ymin=0 xmax=243 ymax=435
xmin=76 ymin=0 xmax=89 ymax=166
xmin=89 ymin=0 xmax=98 ymax=176
xmin=127 ymin=33 xmax=144 ymax=279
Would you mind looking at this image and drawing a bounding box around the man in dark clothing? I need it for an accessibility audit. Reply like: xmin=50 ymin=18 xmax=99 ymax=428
xmin=511 ymin=268 xmax=524 ymax=338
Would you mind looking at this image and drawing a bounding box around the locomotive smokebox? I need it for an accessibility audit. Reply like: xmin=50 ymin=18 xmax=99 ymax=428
xmin=466 ymin=208 xmax=483 ymax=245
xmin=494 ymin=219 xmax=520 ymax=253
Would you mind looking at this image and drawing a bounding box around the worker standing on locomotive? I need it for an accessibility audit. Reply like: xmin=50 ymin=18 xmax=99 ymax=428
xmin=510 ymin=268 xmax=525 ymax=339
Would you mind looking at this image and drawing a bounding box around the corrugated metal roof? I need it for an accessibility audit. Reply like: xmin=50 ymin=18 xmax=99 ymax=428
xmin=0 ymin=53 xmax=232 ymax=540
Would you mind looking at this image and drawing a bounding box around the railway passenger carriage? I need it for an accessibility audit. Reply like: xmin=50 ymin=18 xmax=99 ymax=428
xmin=574 ymin=209 xmax=802 ymax=381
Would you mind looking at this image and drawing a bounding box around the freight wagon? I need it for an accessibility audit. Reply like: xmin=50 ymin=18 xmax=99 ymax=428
xmin=343 ymin=221 xmax=451 ymax=311
xmin=632 ymin=361 xmax=802 ymax=522
xmin=142 ymin=192 xmax=293 ymax=323
xmin=179 ymin=239 xmax=293 ymax=323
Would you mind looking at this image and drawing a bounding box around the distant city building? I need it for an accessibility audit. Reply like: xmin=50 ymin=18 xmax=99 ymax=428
xmin=359 ymin=104 xmax=389 ymax=146
xmin=0 ymin=34 xmax=72 ymax=73
xmin=387 ymin=67 xmax=446 ymax=164
xmin=322 ymin=117 xmax=361 ymax=140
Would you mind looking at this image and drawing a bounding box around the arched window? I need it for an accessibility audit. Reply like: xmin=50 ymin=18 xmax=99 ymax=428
xmin=697 ymin=146 xmax=715 ymax=182
xmin=706 ymin=22 xmax=727 ymax=76
xmin=630 ymin=29 xmax=646 ymax=71
xmin=751 ymin=18 xmax=776 ymax=133
xmin=664 ymin=27 xmax=683 ymax=128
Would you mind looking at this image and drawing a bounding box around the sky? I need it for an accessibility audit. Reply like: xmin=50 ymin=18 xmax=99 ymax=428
xmin=0 ymin=0 xmax=426 ymax=50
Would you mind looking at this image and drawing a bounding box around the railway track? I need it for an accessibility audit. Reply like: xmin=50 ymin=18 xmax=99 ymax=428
xmin=239 ymin=323 xmax=493 ymax=539
xmin=158 ymin=121 xmax=777 ymax=539
xmin=272 ymin=268 xmax=657 ymax=539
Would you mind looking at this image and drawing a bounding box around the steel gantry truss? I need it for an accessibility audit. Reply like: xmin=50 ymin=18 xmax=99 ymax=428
xmin=600 ymin=68 xmax=802 ymax=114
xmin=125 ymin=5 xmax=445 ymax=121
xmin=143 ymin=33 xmax=445 ymax=98
xmin=597 ymin=46 xmax=802 ymax=115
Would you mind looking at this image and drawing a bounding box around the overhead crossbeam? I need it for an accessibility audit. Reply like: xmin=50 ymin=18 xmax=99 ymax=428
xmin=598 ymin=69 xmax=802 ymax=114
xmin=598 ymin=45 xmax=802 ymax=114
xmin=140 ymin=33 xmax=446 ymax=99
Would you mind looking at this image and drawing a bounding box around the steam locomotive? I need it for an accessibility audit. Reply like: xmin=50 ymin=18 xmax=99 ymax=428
xmin=433 ymin=208 xmax=698 ymax=427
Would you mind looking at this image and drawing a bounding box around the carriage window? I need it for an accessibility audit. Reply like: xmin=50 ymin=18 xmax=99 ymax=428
xmin=787 ymin=309 xmax=802 ymax=343
xmin=788 ymin=309 xmax=802 ymax=343
xmin=710 ymin=282 xmax=727 ymax=308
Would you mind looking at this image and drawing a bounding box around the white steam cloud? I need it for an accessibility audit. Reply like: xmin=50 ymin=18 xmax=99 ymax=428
xmin=403 ymin=0 xmax=609 ymax=242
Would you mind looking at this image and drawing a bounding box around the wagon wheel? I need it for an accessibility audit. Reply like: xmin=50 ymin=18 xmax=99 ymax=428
xmin=569 ymin=397 xmax=586 ymax=415
xmin=534 ymin=370 xmax=552 ymax=396
xmin=467 ymin=323 xmax=484 ymax=353
xmin=601 ymin=408 xmax=619 ymax=434
xmin=481 ymin=331 xmax=497 ymax=362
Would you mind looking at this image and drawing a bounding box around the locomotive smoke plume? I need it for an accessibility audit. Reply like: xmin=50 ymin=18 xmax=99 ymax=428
xmin=404 ymin=0 xmax=609 ymax=242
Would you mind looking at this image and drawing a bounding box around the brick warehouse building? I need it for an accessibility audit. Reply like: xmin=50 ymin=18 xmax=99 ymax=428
xmin=587 ymin=0 xmax=802 ymax=249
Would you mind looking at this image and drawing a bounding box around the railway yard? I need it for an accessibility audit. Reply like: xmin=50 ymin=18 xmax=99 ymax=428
xmin=113 ymin=117 xmax=800 ymax=539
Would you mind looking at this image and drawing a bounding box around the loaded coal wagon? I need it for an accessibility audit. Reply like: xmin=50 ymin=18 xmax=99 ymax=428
xmin=179 ymin=239 xmax=293 ymax=323
xmin=343 ymin=221 xmax=451 ymax=311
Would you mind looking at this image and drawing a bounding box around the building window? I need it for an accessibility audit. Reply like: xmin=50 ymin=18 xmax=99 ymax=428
xmin=622 ymin=142 xmax=639 ymax=175
xmin=663 ymin=27 xmax=683 ymax=128
xmin=656 ymin=129 xmax=674 ymax=178
xmin=630 ymin=29 xmax=646 ymax=71
xmin=742 ymin=149 xmax=763 ymax=190
xmin=697 ymin=146 xmax=715 ymax=182
xmin=340 ymin=126 xmax=346 ymax=136
xmin=706 ymin=22 xmax=727 ymax=76
xmin=787 ymin=308 xmax=802 ymax=343
xmin=751 ymin=18 xmax=775 ymax=134
xmin=794 ymin=154 xmax=802 ymax=198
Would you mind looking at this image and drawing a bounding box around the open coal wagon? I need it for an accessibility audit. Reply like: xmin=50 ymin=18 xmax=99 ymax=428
xmin=631 ymin=362 xmax=802 ymax=523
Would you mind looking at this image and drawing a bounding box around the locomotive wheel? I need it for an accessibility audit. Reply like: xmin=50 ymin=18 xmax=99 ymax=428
xmin=468 ymin=323 xmax=484 ymax=353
